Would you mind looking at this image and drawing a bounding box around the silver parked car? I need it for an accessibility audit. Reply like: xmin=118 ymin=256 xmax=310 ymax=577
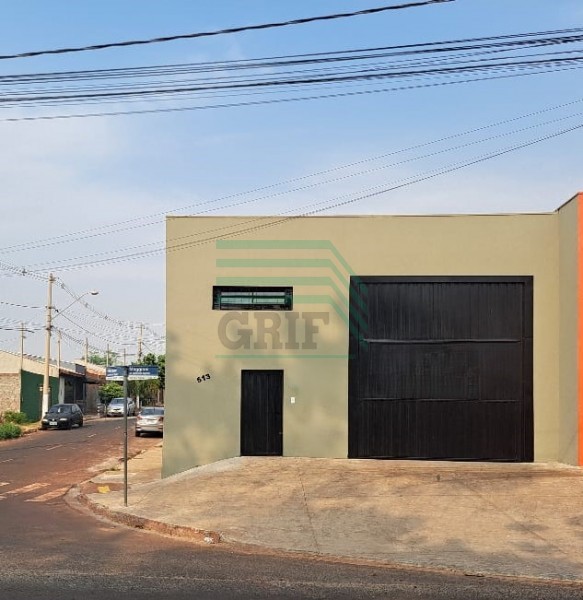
xmin=106 ymin=397 xmax=136 ymax=417
xmin=135 ymin=406 xmax=164 ymax=437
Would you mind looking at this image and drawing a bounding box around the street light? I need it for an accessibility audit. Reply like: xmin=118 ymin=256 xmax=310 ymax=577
xmin=41 ymin=275 xmax=99 ymax=416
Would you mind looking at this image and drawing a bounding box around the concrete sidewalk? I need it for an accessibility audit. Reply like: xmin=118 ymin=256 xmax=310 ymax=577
xmin=75 ymin=445 xmax=583 ymax=582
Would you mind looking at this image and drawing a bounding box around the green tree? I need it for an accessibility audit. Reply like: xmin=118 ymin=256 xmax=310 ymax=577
xmin=88 ymin=351 xmax=120 ymax=366
xmin=98 ymin=382 xmax=124 ymax=402
xmin=88 ymin=352 xmax=107 ymax=366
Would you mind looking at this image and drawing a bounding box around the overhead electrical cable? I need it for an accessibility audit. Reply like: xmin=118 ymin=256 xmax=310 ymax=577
xmin=0 ymin=271 xmax=165 ymax=351
xmin=57 ymin=279 xmax=165 ymax=340
xmin=1 ymin=94 xmax=582 ymax=255
xmin=2 ymin=27 xmax=583 ymax=120
xmin=0 ymin=300 xmax=42 ymax=309
xmin=2 ymin=62 xmax=582 ymax=123
xmin=20 ymin=106 xmax=583 ymax=271
xmin=1 ymin=26 xmax=582 ymax=96
xmin=23 ymin=118 xmax=583 ymax=273
xmin=2 ymin=49 xmax=583 ymax=107
xmin=4 ymin=55 xmax=583 ymax=105
xmin=56 ymin=312 xmax=135 ymax=347
xmin=0 ymin=1 xmax=454 ymax=60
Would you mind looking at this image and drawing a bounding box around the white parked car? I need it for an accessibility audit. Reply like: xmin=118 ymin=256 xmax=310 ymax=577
xmin=135 ymin=406 xmax=165 ymax=437
xmin=106 ymin=397 xmax=136 ymax=417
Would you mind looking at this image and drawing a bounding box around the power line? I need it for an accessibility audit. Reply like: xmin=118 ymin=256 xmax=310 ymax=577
xmin=2 ymin=94 xmax=582 ymax=255
xmin=0 ymin=1 xmax=453 ymax=61
xmin=3 ymin=94 xmax=583 ymax=268
xmin=0 ymin=300 xmax=43 ymax=309
xmin=23 ymin=117 xmax=583 ymax=273
xmin=2 ymin=26 xmax=582 ymax=92
xmin=55 ymin=279 xmax=165 ymax=342
xmin=20 ymin=105 xmax=583 ymax=271
xmin=2 ymin=61 xmax=581 ymax=124
xmin=4 ymin=55 xmax=583 ymax=106
xmin=2 ymin=41 xmax=582 ymax=111
xmin=3 ymin=29 xmax=582 ymax=90
xmin=0 ymin=266 xmax=165 ymax=350
xmin=0 ymin=25 xmax=581 ymax=137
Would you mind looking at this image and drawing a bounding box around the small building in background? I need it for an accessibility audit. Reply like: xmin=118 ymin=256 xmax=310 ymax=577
xmin=0 ymin=350 xmax=105 ymax=420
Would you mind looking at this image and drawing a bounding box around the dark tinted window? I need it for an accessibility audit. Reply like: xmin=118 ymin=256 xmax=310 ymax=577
xmin=213 ymin=286 xmax=293 ymax=311
xmin=140 ymin=407 xmax=164 ymax=416
xmin=48 ymin=405 xmax=72 ymax=413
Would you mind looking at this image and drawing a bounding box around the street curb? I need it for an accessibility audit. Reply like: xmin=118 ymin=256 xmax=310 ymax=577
xmin=64 ymin=452 xmax=583 ymax=586
xmin=68 ymin=479 xmax=583 ymax=588
xmin=66 ymin=486 xmax=583 ymax=588
xmin=71 ymin=486 xmax=221 ymax=545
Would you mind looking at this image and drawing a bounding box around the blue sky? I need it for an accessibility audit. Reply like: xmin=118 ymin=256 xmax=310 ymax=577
xmin=0 ymin=0 xmax=581 ymax=360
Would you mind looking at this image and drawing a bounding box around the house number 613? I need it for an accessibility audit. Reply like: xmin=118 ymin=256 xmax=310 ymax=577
xmin=197 ymin=373 xmax=211 ymax=383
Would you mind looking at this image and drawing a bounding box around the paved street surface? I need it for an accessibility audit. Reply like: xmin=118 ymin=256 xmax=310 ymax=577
xmin=0 ymin=416 xmax=154 ymax=504
xmin=1 ymin=421 xmax=583 ymax=599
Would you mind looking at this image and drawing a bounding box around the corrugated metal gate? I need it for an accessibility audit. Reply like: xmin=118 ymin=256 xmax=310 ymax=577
xmin=348 ymin=277 xmax=533 ymax=461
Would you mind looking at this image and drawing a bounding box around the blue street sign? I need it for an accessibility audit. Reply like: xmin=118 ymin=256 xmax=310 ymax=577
xmin=128 ymin=365 xmax=159 ymax=381
xmin=106 ymin=366 xmax=127 ymax=381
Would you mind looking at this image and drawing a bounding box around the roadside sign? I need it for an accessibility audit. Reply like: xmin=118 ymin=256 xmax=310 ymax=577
xmin=106 ymin=365 xmax=159 ymax=381
xmin=128 ymin=365 xmax=159 ymax=381
xmin=106 ymin=366 xmax=126 ymax=381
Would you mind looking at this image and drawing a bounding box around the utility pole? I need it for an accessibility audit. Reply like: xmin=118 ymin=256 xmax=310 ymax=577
xmin=19 ymin=322 xmax=26 ymax=372
xmin=85 ymin=337 xmax=89 ymax=364
xmin=136 ymin=324 xmax=143 ymax=411
xmin=41 ymin=273 xmax=55 ymax=417
xmin=106 ymin=343 xmax=110 ymax=368
xmin=57 ymin=330 xmax=62 ymax=373
xmin=137 ymin=323 xmax=143 ymax=363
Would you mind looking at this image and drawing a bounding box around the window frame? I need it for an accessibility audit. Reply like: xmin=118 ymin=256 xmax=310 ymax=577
xmin=212 ymin=286 xmax=293 ymax=311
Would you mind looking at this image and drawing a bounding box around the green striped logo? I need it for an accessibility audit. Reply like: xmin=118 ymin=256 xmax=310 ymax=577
xmin=215 ymin=240 xmax=367 ymax=359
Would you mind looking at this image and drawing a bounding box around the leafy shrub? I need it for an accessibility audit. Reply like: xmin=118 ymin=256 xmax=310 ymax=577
xmin=99 ymin=382 xmax=124 ymax=403
xmin=0 ymin=422 xmax=22 ymax=440
xmin=3 ymin=411 xmax=29 ymax=424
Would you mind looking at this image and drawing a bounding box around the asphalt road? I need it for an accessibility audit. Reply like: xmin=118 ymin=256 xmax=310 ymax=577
xmin=1 ymin=419 xmax=582 ymax=599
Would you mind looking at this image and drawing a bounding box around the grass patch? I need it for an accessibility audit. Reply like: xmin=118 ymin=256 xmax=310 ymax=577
xmin=0 ymin=422 xmax=22 ymax=440
xmin=2 ymin=410 xmax=30 ymax=425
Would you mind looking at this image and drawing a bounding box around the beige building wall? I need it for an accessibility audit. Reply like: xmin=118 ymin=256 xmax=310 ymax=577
xmin=165 ymin=211 xmax=565 ymax=477
xmin=0 ymin=351 xmax=22 ymax=374
xmin=558 ymin=196 xmax=579 ymax=464
xmin=0 ymin=351 xmax=58 ymax=377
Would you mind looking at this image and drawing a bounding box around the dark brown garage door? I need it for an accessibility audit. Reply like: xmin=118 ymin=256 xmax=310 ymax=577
xmin=348 ymin=277 xmax=533 ymax=461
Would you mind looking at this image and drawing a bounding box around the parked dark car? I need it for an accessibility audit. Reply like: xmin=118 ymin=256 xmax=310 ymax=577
xmin=41 ymin=403 xmax=84 ymax=430
xmin=135 ymin=406 xmax=164 ymax=437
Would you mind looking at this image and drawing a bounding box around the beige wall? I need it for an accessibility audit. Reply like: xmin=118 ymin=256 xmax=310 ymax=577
xmin=558 ymin=196 xmax=579 ymax=464
xmin=0 ymin=351 xmax=58 ymax=378
xmin=0 ymin=352 xmax=21 ymax=374
xmin=165 ymin=212 xmax=566 ymax=476
xmin=0 ymin=374 xmax=20 ymax=414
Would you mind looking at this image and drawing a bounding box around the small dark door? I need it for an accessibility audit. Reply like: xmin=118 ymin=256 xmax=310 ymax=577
xmin=241 ymin=370 xmax=283 ymax=456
